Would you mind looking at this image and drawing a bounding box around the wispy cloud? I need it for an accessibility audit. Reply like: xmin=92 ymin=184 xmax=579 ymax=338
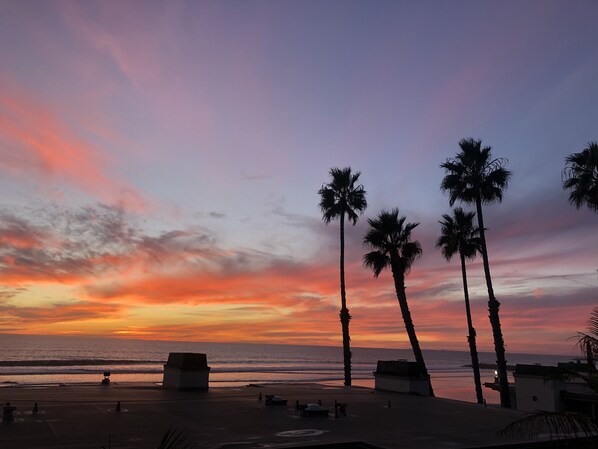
xmin=0 ymin=300 xmax=124 ymax=328
xmin=0 ymin=81 xmax=146 ymax=209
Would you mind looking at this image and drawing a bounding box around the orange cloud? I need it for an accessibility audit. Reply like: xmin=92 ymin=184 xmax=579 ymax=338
xmin=0 ymin=300 xmax=124 ymax=328
xmin=85 ymin=259 xmax=339 ymax=309
xmin=0 ymin=202 xmax=593 ymax=355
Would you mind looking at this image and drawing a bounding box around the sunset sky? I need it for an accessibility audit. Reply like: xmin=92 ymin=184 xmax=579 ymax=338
xmin=0 ymin=1 xmax=596 ymax=355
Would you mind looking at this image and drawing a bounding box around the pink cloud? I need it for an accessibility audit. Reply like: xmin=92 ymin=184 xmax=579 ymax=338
xmin=57 ymin=2 xmax=215 ymax=143
xmin=0 ymin=79 xmax=146 ymax=209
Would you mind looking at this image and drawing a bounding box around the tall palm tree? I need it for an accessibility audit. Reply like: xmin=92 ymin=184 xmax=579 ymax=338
xmin=318 ymin=167 xmax=367 ymax=386
xmin=441 ymin=138 xmax=512 ymax=408
xmin=363 ymin=208 xmax=434 ymax=396
xmin=436 ymin=208 xmax=484 ymax=404
xmin=562 ymin=141 xmax=598 ymax=212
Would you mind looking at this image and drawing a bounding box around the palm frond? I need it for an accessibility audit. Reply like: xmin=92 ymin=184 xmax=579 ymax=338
xmin=436 ymin=208 xmax=480 ymax=262
xmin=500 ymin=411 xmax=598 ymax=441
xmin=363 ymin=250 xmax=390 ymax=277
xmin=317 ymin=186 xmax=340 ymax=223
xmin=363 ymin=208 xmax=421 ymax=276
xmin=564 ymin=368 xmax=598 ymax=393
xmin=589 ymin=306 xmax=598 ymax=337
xmin=156 ymin=428 xmax=194 ymax=449
xmin=436 ymin=233 xmax=456 ymax=261
xmin=441 ymin=138 xmax=511 ymax=207
xmin=562 ymin=142 xmax=598 ymax=211
xmin=576 ymin=332 xmax=598 ymax=362
xmin=401 ymin=241 xmax=422 ymax=274
xmin=318 ymin=167 xmax=367 ymax=224
xmin=480 ymin=165 xmax=511 ymax=204
xmin=573 ymin=306 xmax=598 ymax=366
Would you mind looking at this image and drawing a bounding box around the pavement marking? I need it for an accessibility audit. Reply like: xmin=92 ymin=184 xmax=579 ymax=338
xmin=44 ymin=419 xmax=59 ymax=437
xmin=276 ymin=429 xmax=327 ymax=437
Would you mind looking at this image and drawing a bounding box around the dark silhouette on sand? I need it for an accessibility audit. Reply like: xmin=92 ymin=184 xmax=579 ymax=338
xmin=562 ymin=141 xmax=598 ymax=212
xmin=436 ymin=207 xmax=484 ymax=404
xmin=363 ymin=208 xmax=434 ymax=396
xmin=441 ymin=138 xmax=512 ymax=408
xmin=318 ymin=167 xmax=367 ymax=386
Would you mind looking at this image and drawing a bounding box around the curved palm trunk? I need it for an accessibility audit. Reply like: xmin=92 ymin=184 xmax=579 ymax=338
xmin=476 ymin=197 xmax=510 ymax=408
xmin=460 ymin=252 xmax=484 ymax=404
xmin=390 ymin=253 xmax=434 ymax=396
xmin=339 ymin=212 xmax=352 ymax=386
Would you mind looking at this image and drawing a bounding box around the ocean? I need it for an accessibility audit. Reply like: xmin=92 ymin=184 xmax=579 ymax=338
xmin=0 ymin=334 xmax=576 ymax=404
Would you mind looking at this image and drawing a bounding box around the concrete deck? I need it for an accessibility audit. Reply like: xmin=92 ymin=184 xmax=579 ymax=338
xmin=0 ymin=383 xmax=527 ymax=449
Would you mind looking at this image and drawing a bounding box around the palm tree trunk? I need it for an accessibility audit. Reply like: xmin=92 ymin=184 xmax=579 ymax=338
xmin=460 ymin=252 xmax=484 ymax=404
xmin=390 ymin=253 xmax=434 ymax=396
xmin=476 ymin=197 xmax=510 ymax=408
xmin=339 ymin=212 xmax=352 ymax=386
xmin=585 ymin=344 xmax=594 ymax=372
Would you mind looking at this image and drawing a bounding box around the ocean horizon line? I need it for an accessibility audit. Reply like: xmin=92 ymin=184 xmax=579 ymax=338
xmin=0 ymin=332 xmax=577 ymax=359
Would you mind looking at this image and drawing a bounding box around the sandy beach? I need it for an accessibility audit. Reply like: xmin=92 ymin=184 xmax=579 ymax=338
xmin=0 ymin=382 xmax=527 ymax=449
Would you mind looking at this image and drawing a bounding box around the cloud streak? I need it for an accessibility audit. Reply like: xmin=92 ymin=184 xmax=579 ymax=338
xmin=0 ymin=80 xmax=145 ymax=209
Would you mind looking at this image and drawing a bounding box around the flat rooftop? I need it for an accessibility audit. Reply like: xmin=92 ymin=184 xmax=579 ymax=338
xmin=1 ymin=382 xmax=528 ymax=449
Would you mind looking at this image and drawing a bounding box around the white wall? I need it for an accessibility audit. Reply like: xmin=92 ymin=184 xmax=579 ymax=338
xmin=515 ymin=375 xmax=563 ymax=412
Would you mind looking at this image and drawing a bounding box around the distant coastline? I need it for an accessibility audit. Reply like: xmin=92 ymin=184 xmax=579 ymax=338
xmin=463 ymin=362 xmax=517 ymax=371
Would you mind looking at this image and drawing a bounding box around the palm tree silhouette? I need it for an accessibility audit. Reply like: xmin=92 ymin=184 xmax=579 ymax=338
xmin=576 ymin=306 xmax=598 ymax=369
xmin=363 ymin=208 xmax=434 ymax=396
xmin=562 ymin=141 xmax=598 ymax=212
xmin=318 ymin=167 xmax=367 ymax=386
xmin=436 ymin=208 xmax=484 ymax=404
xmin=441 ymin=138 xmax=512 ymax=407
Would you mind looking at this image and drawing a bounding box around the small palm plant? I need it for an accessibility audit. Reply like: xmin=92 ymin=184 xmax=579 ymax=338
xmin=576 ymin=306 xmax=598 ymax=370
xmin=363 ymin=208 xmax=434 ymax=396
xmin=318 ymin=167 xmax=367 ymax=386
xmin=436 ymin=208 xmax=484 ymax=404
xmin=501 ymin=307 xmax=598 ymax=441
xmin=562 ymin=141 xmax=598 ymax=212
